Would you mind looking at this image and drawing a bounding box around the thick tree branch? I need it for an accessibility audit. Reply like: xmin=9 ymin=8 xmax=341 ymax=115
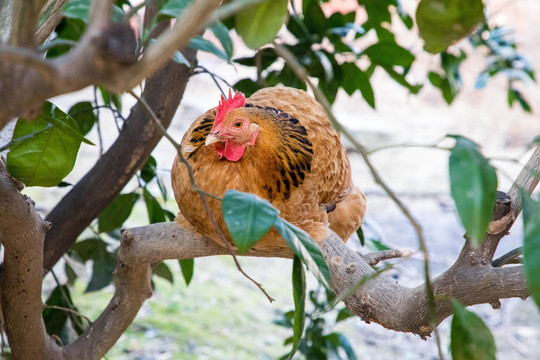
xmin=320 ymin=233 xmax=527 ymax=337
xmin=0 ymin=45 xmax=57 ymax=81
xmin=0 ymin=158 xmax=62 ymax=359
xmin=74 ymin=218 xmax=527 ymax=356
xmin=8 ymin=0 xmax=43 ymax=47
xmin=0 ymin=0 xmax=222 ymax=130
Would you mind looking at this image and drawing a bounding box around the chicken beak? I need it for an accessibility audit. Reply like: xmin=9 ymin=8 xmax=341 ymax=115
xmin=205 ymin=132 xmax=225 ymax=146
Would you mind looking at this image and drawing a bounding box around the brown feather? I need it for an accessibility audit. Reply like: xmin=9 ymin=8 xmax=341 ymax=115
xmin=171 ymin=86 xmax=366 ymax=250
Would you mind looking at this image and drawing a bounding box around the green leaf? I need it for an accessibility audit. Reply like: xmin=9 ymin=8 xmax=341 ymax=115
xmin=68 ymin=101 xmax=96 ymax=136
xmin=508 ymin=88 xmax=532 ymax=113
xmin=450 ymin=300 xmax=496 ymax=360
xmin=233 ymin=78 xmax=262 ymax=98
xmin=274 ymin=217 xmax=332 ymax=290
xmin=65 ymin=262 xmax=78 ymax=286
xmin=140 ymin=156 xmax=157 ymax=183
xmin=45 ymin=18 xmax=85 ymax=58
xmin=522 ymin=192 xmax=540 ymax=311
xmin=356 ymin=226 xmax=365 ymax=247
xmin=336 ymin=307 xmax=354 ymax=323
xmin=287 ymin=256 xmax=306 ymax=360
xmin=43 ymin=104 xmax=94 ymax=145
xmin=338 ymin=333 xmax=357 ymax=360
xmin=428 ymin=72 xmax=455 ymax=104
xmin=363 ymin=42 xmax=415 ymax=68
xmin=234 ymin=48 xmax=278 ymax=70
xmin=179 ymin=258 xmax=194 ymax=286
xmin=235 ymin=0 xmax=289 ymax=49
xmin=63 ymin=0 xmax=91 ymax=22
xmin=63 ymin=0 xmax=124 ymax=23
xmin=7 ymin=102 xmax=86 ymax=187
xmin=210 ymin=22 xmax=234 ymax=60
xmin=382 ymin=66 xmax=422 ymax=94
xmin=172 ymin=50 xmax=191 ymax=66
xmin=416 ymin=0 xmax=484 ymax=53
xmin=71 ymin=238 xmax=117 ymax=292
xmin=157 ymin=0 xmax=192 ymax=20
xmin=43 ymin=285 xmax=86 ymax=340
xmin=143 ymin=188 xmax=167 ymax=224
xmin=98 ymin=192 xmax=139 ymax=233
xmin=342 ymin=62 xmax=375 ymax=108
xmin=222 ymin=190 xmax=279 ymax=254
xmin=303 ymin=0 xmax=328 ymax=36
xmin=153 ymin=262 xmax=174 ymax=283
xmin=448 ymin=135 xmax=497 ymax=246
xmin=98 ymin=86 xmax=122 ymax=112
xmin=325 ymin=332 xmax=357 ymax=360
xmin=188 ymin=36 xmax=228 ymax=61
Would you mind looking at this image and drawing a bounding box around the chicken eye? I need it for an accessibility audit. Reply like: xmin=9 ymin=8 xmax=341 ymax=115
xmin=234 ymin=121 xmax=243 ymax=128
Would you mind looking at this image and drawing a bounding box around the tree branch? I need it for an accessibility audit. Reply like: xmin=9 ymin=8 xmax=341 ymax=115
xmin=35 ymin=0 xmax=71 ymax=44
xmin=67 ymin=144 xmax=539 ymax=356
xmin=0 ymin=0 xmax=221 ymax=129
xmin=360 ymin=249 xmax=413 ymax=266
xmin=113 ymin=0 xmax=221 ymax=91
xmin=0 ymin=45 xmax=57 ymax=82
xmin=8 ymin=0 xmax=43 ymax=47
xmin=0 ymin=158 xmax=62 ymax=359
xmin=455 ymin=145 xmax=540 ymax=268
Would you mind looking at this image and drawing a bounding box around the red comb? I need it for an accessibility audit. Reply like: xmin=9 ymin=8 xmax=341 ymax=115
xmin=215 ymin=89 xmax=246 ymax=126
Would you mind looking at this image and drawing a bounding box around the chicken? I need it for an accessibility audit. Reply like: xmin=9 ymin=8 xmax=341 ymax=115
xmin=171 ymin=86 xmax=366 ymax=250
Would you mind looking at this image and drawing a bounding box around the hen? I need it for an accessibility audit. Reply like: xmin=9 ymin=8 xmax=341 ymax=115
xmin=171 ymin=86 xmax=366 ymax=250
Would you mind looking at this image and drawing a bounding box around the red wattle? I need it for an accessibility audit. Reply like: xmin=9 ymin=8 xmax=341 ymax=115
xmin=223 ymin=140 xmax=246 ymax=161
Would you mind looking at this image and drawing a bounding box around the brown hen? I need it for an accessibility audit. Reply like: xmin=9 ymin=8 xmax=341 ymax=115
xmin=171 ymin=86 xmax=366 ymax=251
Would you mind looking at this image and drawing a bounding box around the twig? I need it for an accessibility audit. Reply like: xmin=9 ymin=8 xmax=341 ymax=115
xmin=361 ymin=249 xmax=413 ymax=266
xmin=0 ymin=46 xmax=57 ymax=83
xmin=367 ymin=138 xmax=449 ymax=155
xmin=129 ymin=90 xmax=275 ymax=303
xmin=0 ymin=123 xmax=52 ymax=152
xmin=50 ymin=270 xmax=88 ymax=331
xmin=38 ymin=39 xmax=78 ymax=52
xmin=36 ymin=0 xmax=72 ymax=44
xmin=194 ymin=65 xmax=232 ymax=97
xmin=492 ymin=247 xmax=522 ymax=267
xmin=94 ymin=88 xmax=104 ymax=156
xmin=43 ymin=305 xmax=92 ymax=325
xmin=123 ymin=0 xmax=154 ymax=20
xmin=272 ymin=41 xmax=444 ymax=359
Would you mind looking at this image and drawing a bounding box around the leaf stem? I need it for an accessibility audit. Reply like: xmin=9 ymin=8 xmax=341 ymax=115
xmin=0 ymin=123 xmax=52 ymax=152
